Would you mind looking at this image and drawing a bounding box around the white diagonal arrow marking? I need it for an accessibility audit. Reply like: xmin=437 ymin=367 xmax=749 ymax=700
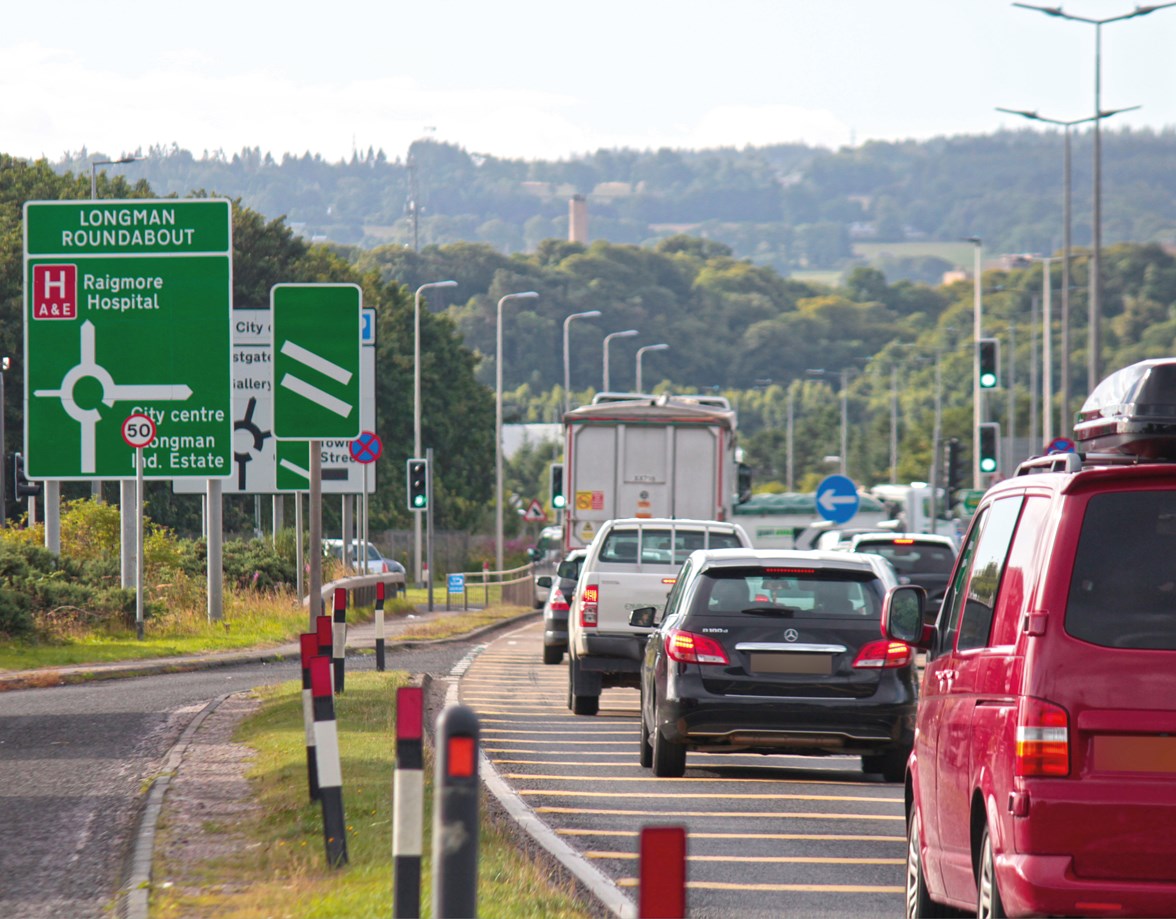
xmin=280 ymin=340 xmax=352 ymax=385
xmin=279 ymin=373 xmax=353 ymax=417
xmin=279 ymin=458 xmax=311 ymax=480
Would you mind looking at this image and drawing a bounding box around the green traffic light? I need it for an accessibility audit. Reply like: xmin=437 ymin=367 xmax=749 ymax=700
xmin=552 ymin=495 xmax=566 ymax=509
xmin=980 ymin=457 xmax=997 ymax=473
xmin=413 ymin=495 xmax=426 ymax=508
xmin=980 ymin=372 xmax=997 ymax=389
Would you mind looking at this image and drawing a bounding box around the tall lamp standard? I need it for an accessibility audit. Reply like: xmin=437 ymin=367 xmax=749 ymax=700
xmin=635 ymin=344 xmax=669 ymax=394
xmin=496 ymin=291 xmax=539 ymax=573
xmin=964 ymin=237 xmax=984 ymax=489
xmin=90 ymin=155 xmax=139 ymax=505
xmin=563 ymin=310 xmax=601 ymax=414
xmin=602 ymin=329 xmax=638 ymax=393
xmin=996 ymin=106 xmax=1137 ymax=428
xmin=1013 ymin=1 xmax=1175 ymax=388
xmin=0 ymin=356 xmax=8 ymax=523
xmin=413 ymin=280 xmax=457 ymax=585
xmin=805 ymin=368 xmax=857 ymax=477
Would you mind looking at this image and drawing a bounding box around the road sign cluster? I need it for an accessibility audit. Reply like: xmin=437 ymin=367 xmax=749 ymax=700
xmin=23 ymin=200 xmax=378 ymax=495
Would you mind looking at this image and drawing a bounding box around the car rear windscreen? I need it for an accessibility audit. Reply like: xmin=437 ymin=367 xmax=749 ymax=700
xmin=1066 ymin=491 xmax=1176 ymax=650
xmin=854 ymin=541 xmax=956 ymax=576
xmin=693 ymin=566 xmax=885 ymax=618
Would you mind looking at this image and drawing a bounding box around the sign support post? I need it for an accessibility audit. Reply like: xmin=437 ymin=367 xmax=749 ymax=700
xmin=121 ymin=413 xmax=156 ymax=638
xmin=427 ymin=447 xmax=435 ymax=613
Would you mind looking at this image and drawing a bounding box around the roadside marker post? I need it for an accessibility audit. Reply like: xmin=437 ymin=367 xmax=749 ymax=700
xmin=298 ymin=633 xmax=320 ymax=802
xmin=432 ymin=704 xmax=480 ymax=919
xmin=638 ymin=826 xmax=687 ymax=918
xmin=393 ymin=686 xmax=424 ymax=919
xmin=375 ymin=581 xmax=387 ymax=672
xmin=332 ymin=586 xmax=347 ymax=693
xmin=309 ymin=656 xmax=348 ymax=867
xmin=316 ymin=614 xmax=333 ymax=688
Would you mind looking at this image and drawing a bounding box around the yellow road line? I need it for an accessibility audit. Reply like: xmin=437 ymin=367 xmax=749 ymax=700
xmin=557 ymin=829 xmax=904 ymax=842
xmin=535 ymin=806 xmax=903 ymax=821
xmin=502 ymin=773 xmax=899 ymax=791
xmin=585 ymin=851 xmax=903 ymax=865
xmin=614 ymin=879 xmax=904 ymax=893
xmin=519 ymin=789 xmax=902 ymax=803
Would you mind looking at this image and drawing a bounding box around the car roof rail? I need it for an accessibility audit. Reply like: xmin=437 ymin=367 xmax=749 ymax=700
xmin=1013 ymin=450 xmax=1168 ymax=476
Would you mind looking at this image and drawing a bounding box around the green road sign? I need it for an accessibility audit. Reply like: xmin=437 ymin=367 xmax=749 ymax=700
xmin=23 ymin=199 xmax=233 ymax=479
xmin=271 ymin=284 xmax=361 ymax=439
xmin=961 ymin=488 xmax=986 ymax=512
xmin=275 ymin=440 xmax=311 ymax=491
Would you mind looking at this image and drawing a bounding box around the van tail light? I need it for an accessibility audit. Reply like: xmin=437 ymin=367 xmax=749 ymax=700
xmin=665 ymin=629 xmax=729 ymax=665
xmin=580 ymin=584 xmax=599 ymax=627
xmin=1015 ymin=697 xmax=1070 ymax=777
xmin=852 ymin=639 xmax=913 ymax=669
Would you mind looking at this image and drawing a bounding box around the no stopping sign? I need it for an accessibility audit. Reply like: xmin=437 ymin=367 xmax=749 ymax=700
xmin=122 ymin=413 xmax=157 ymax=449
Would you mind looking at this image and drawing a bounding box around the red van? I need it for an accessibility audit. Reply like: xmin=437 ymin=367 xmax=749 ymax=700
xmin=884 ymin=359 xmax=1176 ymax=918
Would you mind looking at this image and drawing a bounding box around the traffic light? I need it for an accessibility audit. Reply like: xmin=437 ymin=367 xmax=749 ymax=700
xmin=978 ymin=338 xmax=1000 ymax=389
xmin=944 ymin=438 xmax=965 ymax=500
xmin=549 ymin=462 xmax=565 ymax=510
xmin=13 ymin=452 xmax=43 ymax=499
xmin=978 ymin=423 xmax=1000 ymax=475
xmin=406 ymin=458 xmax=428 ymax=511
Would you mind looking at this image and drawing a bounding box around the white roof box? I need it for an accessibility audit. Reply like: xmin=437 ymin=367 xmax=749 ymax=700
xmin=1074 ymin=358 xmax=1176 ymax=458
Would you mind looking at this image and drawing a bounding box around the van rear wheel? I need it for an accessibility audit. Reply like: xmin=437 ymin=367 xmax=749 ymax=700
xmin=977 ymin=827 xmax=1007 ymax=919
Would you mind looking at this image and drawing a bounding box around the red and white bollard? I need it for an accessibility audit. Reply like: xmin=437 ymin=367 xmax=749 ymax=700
xmin=639 ymin=825 xmax=687 ymax=918
xmin=309 ymin=655 xmax=348 ymax=867
xmin=316 ymin=613 xmax=333 ymax=688
xmin=332 ymin=586 xmax=347 ymax=693
xmin=393 ymin=686 xmax=424 ymax=918
xmin=299 ymin=633 xmax=320 ymax=802
xmin=375 ymin=581 xmax=387 ymax=672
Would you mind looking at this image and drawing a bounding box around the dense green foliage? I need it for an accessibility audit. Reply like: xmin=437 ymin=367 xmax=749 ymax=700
xmin=57 ymin=130 xmax=1176 ymax=274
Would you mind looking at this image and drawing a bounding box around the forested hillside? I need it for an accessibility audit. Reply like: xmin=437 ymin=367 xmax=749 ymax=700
xmin=57 ymin=129 xmax=1176 ymax=277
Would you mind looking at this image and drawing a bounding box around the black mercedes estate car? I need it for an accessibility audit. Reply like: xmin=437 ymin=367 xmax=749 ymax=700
xmin=630 ymin=548 xmax=915 ymax=780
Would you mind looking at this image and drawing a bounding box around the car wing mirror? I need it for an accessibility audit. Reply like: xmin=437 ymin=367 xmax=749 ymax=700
xmin=882 ymin=585 xmax=931 ymax=648
xmin=629 ymin=606 xmax=658 ymax=629
xmin=536 ymin=575 xmax=553 ymax=589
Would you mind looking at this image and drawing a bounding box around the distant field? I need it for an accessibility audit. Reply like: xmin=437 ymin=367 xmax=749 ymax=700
xmin=853 ymin=240 xmax=974 ymax=268
xmin=790 ymin=269 xmax=843 ymax=287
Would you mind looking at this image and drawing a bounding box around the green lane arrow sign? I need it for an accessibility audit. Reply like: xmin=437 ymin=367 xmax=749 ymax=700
xmin=271 ymin=284 xmax=362 ymax=439
xmin=275 ymin=440 xmax=312 ymax=492
xmin=23 ymin=199 xmax=233 ymax=480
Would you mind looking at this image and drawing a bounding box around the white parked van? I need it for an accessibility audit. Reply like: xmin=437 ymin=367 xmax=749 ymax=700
xmin=567 ymin=517 xmax=751 ymax=715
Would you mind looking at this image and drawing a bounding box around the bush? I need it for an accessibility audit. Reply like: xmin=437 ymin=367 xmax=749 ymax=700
xmin=222 ymin=538 xmax=297 ymax=591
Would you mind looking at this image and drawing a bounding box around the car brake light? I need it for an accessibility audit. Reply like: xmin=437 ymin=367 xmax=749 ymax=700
xmin=852 ymin=639 xmax=913 ymax=669
xmin=1015 ymin=697 xmax=1070 ymax=777
xmin=580 ymin=584 xmax=599 ymax=627
xmin=665 ymin=629 xmax=729 ymax=665
xmin=551 ymin=590 xmax=570 ymax=612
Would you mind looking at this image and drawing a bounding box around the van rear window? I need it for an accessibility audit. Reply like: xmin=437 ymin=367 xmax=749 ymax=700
xmin=1066 ymin=491 xmax=1176 ymax=650
xmin=598 ymin=528 xmax=743 ymax=565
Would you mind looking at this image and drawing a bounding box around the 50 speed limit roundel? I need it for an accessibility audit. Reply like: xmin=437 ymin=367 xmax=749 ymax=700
xmin=121 ymin=413 xmax=157 ymax=449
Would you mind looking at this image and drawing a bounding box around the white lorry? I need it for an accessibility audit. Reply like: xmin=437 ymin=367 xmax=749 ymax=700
xmin=562 ymin=394 xmax=751 ymax=552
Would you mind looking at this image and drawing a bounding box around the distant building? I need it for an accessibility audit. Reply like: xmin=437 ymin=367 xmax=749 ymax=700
xmin=569 ymin=195 xmax=588 ymax=244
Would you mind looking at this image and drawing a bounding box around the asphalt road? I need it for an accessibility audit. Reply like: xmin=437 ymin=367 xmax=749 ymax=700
xmin=464 ymin=621 xmax=908 ymax=918
xmin=0 ymin=642 xmax=477 ymax=919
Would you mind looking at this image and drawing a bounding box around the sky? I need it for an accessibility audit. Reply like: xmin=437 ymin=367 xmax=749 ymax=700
xmin=5 ymin=0 xmax=1176 ymax=164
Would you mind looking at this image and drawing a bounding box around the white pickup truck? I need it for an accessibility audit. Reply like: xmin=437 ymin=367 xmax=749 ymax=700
xmin=567 ymin=517 xmax=751 ymax=715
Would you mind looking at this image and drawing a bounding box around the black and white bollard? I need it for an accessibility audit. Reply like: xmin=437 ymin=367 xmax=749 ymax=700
xmin=332 ymin=586 xmax=347 ymax=694
xmin=432 ymin=704 xmax=480 ymax=919
xmin=392 ymin=686 xmax=424 ymax=918
xmin=309 ymin=655 xmax=348 ymax=867
xmin=375 ymin=581 xmax=387 ymax=672
xmin=299 ymin=633 xmax=320 ymax=802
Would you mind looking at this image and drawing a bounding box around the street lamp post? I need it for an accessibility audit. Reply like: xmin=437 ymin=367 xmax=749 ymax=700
xmin=635 ymin=344 xmax=669 ymax=394
xmin=413 ymin=280 xmax=457 ymax=586
xmin=965 ymin=237 xmax=983 ymax=488
xmin=0 ymin=356 xmax=8 ymax=523
xmin=805 ymin=368 xmax=857 ymax=477
xmin=90 ymin=155 xmax=138 ymax=199
xmin=1013 ymin=2 xmax=1174 ymax=389
xmin=563 ymin=310 xmax=601 ymax=414
xmin=496 ymin=291 xmax=539 ymax=574
xmin=602 ymin=329 xmax=638 ymax=393
xmin=996 ymin=106 xmax=1137 ymax=427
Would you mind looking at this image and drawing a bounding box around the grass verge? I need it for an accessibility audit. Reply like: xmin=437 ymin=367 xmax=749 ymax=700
xmin=150 ymin=671 xmax=592 ymax=918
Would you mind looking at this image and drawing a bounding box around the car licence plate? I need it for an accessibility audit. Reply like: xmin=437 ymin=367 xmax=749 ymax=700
xmin=749 ymin=652 xmax=832 ymax=675
xmin=1093 ymin=735 xmax=1176 ymax=773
